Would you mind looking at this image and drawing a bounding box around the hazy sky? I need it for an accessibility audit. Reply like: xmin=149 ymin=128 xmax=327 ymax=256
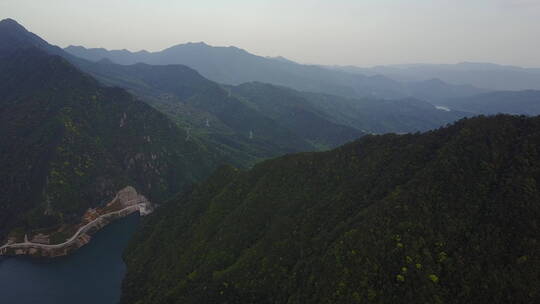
xmin=1 ymin=0 xmax=539 ymax=67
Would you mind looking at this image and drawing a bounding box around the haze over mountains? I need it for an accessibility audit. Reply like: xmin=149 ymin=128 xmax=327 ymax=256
xmin=1 ymin=15 xmax=540 ymax=304
xmin=336 ymin=62 xmax=540 ymax=91
xmin=437 ymin=90 xmax=540 ymax=116
xmin=65 ymin=43 xmax=540 ymax=118
xmin=7 ymin=19 xmax=477 ymax=152
xmin=0 ymin=18 xmax=473 ymax=240
xmin=0 ymin=21 xmax=222 ymax=240
xmin=2 ymin=17 xmax=540 ymax=238
xmin=65 ymin=44 xmax=487 ymax=102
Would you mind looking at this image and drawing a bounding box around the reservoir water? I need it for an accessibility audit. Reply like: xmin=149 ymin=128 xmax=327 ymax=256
xmin=0 ymin=214 xmax=139 ymax=304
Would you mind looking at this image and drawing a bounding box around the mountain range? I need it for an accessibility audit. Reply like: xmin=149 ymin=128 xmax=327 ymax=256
xmin=0 ymin=18 xmax=464 ymax=241
xmin=3 ymin=17 xmax=539 ymax=240
xmin=65 ymin=42 xmax=540 ymax=117
xmin=65 ymin=43 xmax=487 ymax=101
xmin=335 ymin=62 xmax=540 ymax=91
xmin=0 ymin=48 xmax=221 ymax=241
xmin=4 ymin=19 xmax=473 ymax=158
xmin=1 ymin=17 xmax=540 ymax=304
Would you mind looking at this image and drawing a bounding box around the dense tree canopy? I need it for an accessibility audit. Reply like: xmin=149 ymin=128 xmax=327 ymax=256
xmin=0 ymin=49 xmax=222 ymax=240
xmin=122 ymin=115 xmax=540 ymax=304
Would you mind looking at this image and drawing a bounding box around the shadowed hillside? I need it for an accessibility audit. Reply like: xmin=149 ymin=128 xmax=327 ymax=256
xmin=0 ymin=47 xmax=221 ymax=242
xmin=122 ymin=115 xmax=540 ymax=304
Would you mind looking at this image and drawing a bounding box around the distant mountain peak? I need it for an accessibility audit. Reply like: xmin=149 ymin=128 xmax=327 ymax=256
xmin=0 ymin=18 xmax=61 ymax=56
xmin=0 ymin=20 xmax=41 ymax=45
xmin=168 ymin=42 xmax=210 ymax=50
xmin=0 ymin=18 xmax=22 ymax=26
xmin=0 ymin=18 xmax=29 ymax=34
xmin=267 ymin=56 xmax=298 ymax=64
xmin=133 ymin=49 xmax=150 ymax=55
xmin=188 ymin=41 xmax=208 ymax=46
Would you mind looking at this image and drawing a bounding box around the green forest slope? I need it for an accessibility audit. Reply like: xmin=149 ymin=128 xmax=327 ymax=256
xmin=0 ymin=48 xmax=221 ymax=241
xmin=122 ymin=115 xmax=540 ymax=304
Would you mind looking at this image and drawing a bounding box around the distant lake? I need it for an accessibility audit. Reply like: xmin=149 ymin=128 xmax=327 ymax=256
xmin=0 ymin=214 xmax=139 ymax=304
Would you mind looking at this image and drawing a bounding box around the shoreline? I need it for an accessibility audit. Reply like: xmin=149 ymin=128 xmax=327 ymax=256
xmin=0 ymin=186 xmax=152 ymax=258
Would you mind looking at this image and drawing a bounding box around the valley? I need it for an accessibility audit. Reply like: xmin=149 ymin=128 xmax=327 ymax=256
xmin=0 ymin=4 xmax=539 ymax=303
xmin=0 ymin=18 xmax=476 ymax=246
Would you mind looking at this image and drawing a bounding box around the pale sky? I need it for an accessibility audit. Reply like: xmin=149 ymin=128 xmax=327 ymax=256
xmin=1 ymin=0 xmax=539 ymax=67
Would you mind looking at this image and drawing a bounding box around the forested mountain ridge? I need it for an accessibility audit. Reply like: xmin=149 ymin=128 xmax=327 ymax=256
xmin=76 ymin=58 xmax=470 ymax=158
xmin=66 ymin=42 xmax=467 ymax=156
xmin=0 ymin=18 xmax=64 ymax=56
xmin=231 ymin=82 xmax=468 ymax=134
xmin=74 ymin=60 xmax=363 ymax=163
xmin=0 ymin=47 xmax=221 ymax=242
xmin=1 ymin=19 xmax=366 ymax=164
xmin=122 ymin=114 xmax=540 ymax=304
xmin=2 ymin=19 xmax=478 ymax=164
xmin=76 ymin=58 xmax=466 ymax=154
xmin=65 ymin=42 xmax=404 ymax=98
xmin=64 ymin=43 xmax=487 ymax=101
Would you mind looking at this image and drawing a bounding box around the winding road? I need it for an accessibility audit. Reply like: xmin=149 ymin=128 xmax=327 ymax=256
xmin=0 ymin=202 xmax=148 ymax=254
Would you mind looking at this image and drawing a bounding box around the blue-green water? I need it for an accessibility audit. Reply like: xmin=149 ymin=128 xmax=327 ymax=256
xmin=0 ymin=214 xmax=139 ymax=304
